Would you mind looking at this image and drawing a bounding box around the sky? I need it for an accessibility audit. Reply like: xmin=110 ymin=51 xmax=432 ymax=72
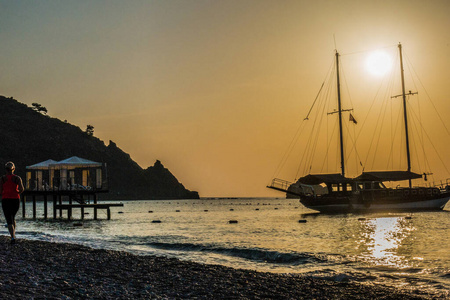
xmin=1 ymin=0 xmax=450 ymax=197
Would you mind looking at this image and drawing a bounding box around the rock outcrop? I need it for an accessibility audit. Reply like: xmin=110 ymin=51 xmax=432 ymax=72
xmin=0 ymin=96 xmax=199 ymax=199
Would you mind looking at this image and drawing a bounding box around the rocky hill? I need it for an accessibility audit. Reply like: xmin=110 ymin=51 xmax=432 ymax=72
xmin=0 ymin=96 xmax=199 ymax=200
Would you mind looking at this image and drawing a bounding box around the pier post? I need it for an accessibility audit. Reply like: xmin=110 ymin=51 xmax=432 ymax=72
xmin=44 ymin=194 xmax=48 ymax=219
xmin=22 ymin=195 xmax=26 ymax=218
xmin=107 ymin=207 xmax=111 ymax=220
xmin=94 ymin=194 xmax=98 ymax=220
xmin=53 ymin=194 xmax=57 ymax=219
xmin=58 ymin=195 xmax=62 ymax=218
xmin=68 ymin=195 xmax=72 ymax=220
xmin=32 ymin=195 xmax=36 ymax=220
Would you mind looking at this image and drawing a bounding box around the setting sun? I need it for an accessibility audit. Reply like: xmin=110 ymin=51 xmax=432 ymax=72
xmin=366 ymin=50 xmax=393 ymax=76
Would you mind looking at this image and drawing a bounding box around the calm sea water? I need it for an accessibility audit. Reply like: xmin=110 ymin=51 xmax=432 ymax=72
xmin=5 ymin=198 xmax=450 ymax=298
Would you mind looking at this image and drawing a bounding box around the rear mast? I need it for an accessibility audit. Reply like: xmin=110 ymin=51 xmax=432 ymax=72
xmin=397 ymin=43 xmax=417 ymax=187
xmin=336 ymin=51 xmax=346 ymax=177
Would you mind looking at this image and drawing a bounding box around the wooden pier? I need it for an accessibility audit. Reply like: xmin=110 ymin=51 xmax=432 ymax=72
xmin=23 ymin=156 xmax=123 ymax=220
xmin=22 ymin=190 xmax=123 ymax=220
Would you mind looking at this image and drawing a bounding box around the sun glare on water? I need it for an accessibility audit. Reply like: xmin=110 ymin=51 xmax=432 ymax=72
xmin=366 ymin=50 xmax=393 ymax=77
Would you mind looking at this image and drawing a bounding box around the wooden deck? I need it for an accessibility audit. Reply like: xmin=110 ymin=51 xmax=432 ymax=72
xmin=22 ymin=190 xmax=123 ymax=220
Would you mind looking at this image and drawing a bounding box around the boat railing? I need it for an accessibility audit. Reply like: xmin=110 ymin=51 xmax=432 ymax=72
xmin=268 ymin=178 xmax=293 ymax=192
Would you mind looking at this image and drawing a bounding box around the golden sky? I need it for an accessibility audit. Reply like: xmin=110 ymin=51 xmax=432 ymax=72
xmin=1 ymin=1 xmax=449 ymax=196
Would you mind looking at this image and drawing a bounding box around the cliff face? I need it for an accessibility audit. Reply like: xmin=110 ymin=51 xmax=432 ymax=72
xmin=0 ymin=96 xmax=199 ymax=199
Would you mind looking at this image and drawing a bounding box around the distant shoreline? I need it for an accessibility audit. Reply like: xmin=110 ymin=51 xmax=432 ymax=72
xmin=0 ymin=236 xmax=429 ymax=299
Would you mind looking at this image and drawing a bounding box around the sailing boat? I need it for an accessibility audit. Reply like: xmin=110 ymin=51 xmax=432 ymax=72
xmin=268 ymin=43 xmax=450 ymax=213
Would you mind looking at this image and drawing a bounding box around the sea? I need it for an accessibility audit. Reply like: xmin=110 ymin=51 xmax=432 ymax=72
xmin=5 ymin=198 xmax=450 ymax=298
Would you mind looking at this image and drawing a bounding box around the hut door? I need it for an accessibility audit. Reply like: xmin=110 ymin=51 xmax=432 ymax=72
xmin=82 ymin=170 xmax=89 ymax=187
xmin=50 ymin=169 xmax=54 ymax=189
xmin=60 ymin=169 xmax=67 ymax=190
xmin=36 ymin=171 xmax=43 ymax=191
xmin=96 ymin=168 xmax=102 ymax=189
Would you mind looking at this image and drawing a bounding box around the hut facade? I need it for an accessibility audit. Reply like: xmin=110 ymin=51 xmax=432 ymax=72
xmin=26 ymin=156 xmax=107 ymax=192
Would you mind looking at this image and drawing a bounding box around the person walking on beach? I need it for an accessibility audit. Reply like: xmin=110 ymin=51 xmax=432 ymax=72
xmin=0 ymin=162 xmax=24 ymax=244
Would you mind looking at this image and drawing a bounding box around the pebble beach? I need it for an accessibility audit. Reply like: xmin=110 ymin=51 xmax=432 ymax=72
xmin=0 ymin=236 xmax=434 ymax=299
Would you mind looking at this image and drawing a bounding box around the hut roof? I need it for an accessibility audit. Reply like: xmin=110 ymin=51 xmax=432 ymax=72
xmin=26 ymin=156 xmax=102 ymax=170
xmin=50 ymin=156 xmax=102 ymax=168
xmin=26 ymin=159 xmax=58 ymax=170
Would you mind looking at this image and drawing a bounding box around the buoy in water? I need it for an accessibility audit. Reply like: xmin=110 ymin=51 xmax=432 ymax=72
xmin=148 ymin=211 xmax=153 ymax=213
xmin=176 ymin=210 xmax=180 ymax=212
xmin=255 ymin=208 xmax=259 ymax=211
xmin=405 ymin=216 xmax=412 ymax=220
xmin=358 ymin=218 xmax=366 ymax=221
xmin=118 ymin=211 xmax=124 ymax=214
xmin=228 ymin=220 xmax=238 ymax=224
xmin=73 ymin=223 xmax=83 ymax=227
xmin=230 ymin=208 xmax=234 ymax=211
xmin=152 ymin=220 xmax=162 ymax=223
xmin=298 ymin=219 xmax=307 ymax=223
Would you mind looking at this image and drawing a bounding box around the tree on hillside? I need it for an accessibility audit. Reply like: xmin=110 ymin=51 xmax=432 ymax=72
xmin=31 ymin=103 xmax=48 ymax=115
xmin=86 ymin=124 xmax=94 ymax=136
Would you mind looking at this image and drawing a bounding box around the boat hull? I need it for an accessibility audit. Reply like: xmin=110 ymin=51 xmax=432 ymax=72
xmin=300 ymin=194 xmax=450 ymax=213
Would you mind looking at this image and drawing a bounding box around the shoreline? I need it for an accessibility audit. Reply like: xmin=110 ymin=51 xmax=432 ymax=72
xmin=0 ymin=236 xmax=434 ymax=299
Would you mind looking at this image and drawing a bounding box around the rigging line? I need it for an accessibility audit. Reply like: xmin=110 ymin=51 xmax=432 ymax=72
xmin=303 ymin=83 xmax=330 ymax=176
xmin=406 ymin=69 xmax=427 ymax=173
xmin=370 ymin=93 xmax=392 ymax=170
xmin=409 ymin=105 xmax=450 ymax=175
xmin=352 ymin=54 xmax=398 ymax=149
xmin=304 ymin=82 xmax=325 ymax=120
xmin=361 ymin=54 xmax=399 ymax=169
xmin=271 ymin=58 xmax=335 ymax=181
xmin=298 ymin=64 xmax=335 ymax=177
xmin=363 ymin=89 xmax=386 ymax=168
xmin=271 ymin=120 xmax=307 ymax=180
xmin=404 ymin=52 xmax=450 ymax=136
xmin=320 ymin=117 xmax=339 ymax=173
xmin=343 ymin=112 xmax=363 ymax=174
xmin=385 ymin=70 xmax=401 ymax=169
xmin=296 ymin=92 xmax=323 ymax=178
xmin=408 ymin=111 xmax=423 ymax=173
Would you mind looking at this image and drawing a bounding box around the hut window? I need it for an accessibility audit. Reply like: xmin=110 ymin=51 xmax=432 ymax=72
xmin=69 ymin=171 xmax=75 ymax=186
xmin=96 ymin=168 xmax=102 ymax=189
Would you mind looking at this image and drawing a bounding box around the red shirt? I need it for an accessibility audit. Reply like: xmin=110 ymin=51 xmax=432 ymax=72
xmin=2 ymin=175 xmax=20 ymax=199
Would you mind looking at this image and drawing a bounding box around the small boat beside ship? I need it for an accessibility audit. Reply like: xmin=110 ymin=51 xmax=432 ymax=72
xmin=268 ymin=43 xmax=450 ymax=213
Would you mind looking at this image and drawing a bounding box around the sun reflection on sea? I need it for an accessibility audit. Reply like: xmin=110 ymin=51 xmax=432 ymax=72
xmin=356 ymin=217 xmax=417 ymax=268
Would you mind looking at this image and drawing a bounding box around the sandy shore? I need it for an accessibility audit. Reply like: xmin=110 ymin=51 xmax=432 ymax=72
xmin=0 ymin=236 xmax=432 ymax=299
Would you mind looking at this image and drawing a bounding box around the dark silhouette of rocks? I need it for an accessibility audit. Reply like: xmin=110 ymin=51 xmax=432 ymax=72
xmin=0 ymin=96 xmax=199 ymax=200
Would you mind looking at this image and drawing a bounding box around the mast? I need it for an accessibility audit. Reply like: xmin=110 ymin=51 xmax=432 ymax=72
xmin=336 ymin=51 xmax=345 ymax=177
xmin=398 ymin=43 xmax=412 ymax=187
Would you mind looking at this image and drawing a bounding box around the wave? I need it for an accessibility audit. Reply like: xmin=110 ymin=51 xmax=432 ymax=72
xmin=18 ymin=231 xmax=326 ymax=265
xmin=144 ymin=241 xmax=327 ymax=265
